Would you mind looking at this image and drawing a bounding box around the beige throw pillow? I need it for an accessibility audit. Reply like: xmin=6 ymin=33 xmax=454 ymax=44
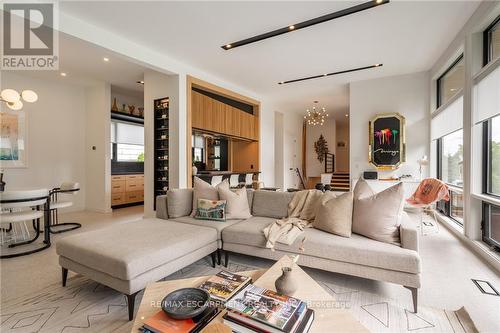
xmin=352 ymin=181 xmax=404 ymax=245
xmin=353 ymin=178 xmax=375 ymax=199
xmin=218 ymin=181 xmax=252 ymax=219
xmin=190 ymin=177 xmax=220 ymax=216
xmin=314 ymin=192 xmax=353 ymax=237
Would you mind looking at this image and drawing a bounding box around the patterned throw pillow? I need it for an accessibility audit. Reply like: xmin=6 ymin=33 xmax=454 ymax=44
xmin=195 ymin=199 xmax=227 ymax=222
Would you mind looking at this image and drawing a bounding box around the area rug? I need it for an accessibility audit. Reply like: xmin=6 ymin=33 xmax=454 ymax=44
xmin=0 ymin=257 xmax=478 ymax=333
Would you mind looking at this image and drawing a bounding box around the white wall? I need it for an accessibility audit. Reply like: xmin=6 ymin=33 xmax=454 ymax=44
xmin=283 ymin=113 xmax=304 ymax=189
xmin=0 ymin=72 xmax=87 ymax=211
xmin=85 ymin=82 xmax=112 ymax=213
xmin=306 ymin=117 xmax=336 ymax=178
xmin=336 ymin=122 xmax=350 ymax=172
xmin=274 ymin=112 xmax=284 ymax=190
xmin=349 ymin=72 xmax=430 ymax=180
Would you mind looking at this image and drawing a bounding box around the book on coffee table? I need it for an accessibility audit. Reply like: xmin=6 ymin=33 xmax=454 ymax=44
xmin=225 ymin=284 xmax=308 ymax=333
xmin=198 ymin=270 xmax=251 ymax=302
xmin=142 ymin=306 xmax=219 ymax=333
xmin=223 ymin=308 xmax=315 ymax=333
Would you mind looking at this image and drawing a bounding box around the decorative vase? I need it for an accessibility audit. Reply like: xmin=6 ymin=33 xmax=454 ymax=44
xmin=128 ymin=105 xmax=135 ymax=115
xmin=275 ymin=267 xmax=297 ymax=295
xmin=111 ymin=98 xmax=118 ymax=112
xmin=0 ymin=172 xmax=5 ymax=192
xmin=138 ymin=107 xmax=144 ymax=117
xmin=192 ymin=165 xmax=198 ymax=176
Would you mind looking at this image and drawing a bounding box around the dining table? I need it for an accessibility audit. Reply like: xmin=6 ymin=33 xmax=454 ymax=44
xmin=0 ymin=188 xmax=52 ymax=258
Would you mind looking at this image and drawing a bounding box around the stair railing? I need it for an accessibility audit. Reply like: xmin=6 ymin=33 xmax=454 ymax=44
xmin=324 ymin=152 xmax=335 ymax=173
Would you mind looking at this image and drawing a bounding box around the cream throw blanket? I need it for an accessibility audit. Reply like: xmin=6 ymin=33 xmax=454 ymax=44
xmin=263 ymin=190 xmax=323 ymax=250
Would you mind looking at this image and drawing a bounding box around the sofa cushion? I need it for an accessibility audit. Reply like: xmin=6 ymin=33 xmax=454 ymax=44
xmin=252 ymin=191 xmax=295 ymax=218
xmin=353 ymin=182 xmax=404 ymax=245
xmin=191 ymin=177 xmax=220 ymax=216
xmin=222 ymin=217 xmax=420 ymax=274
xmin=172 ymin=216 xmax=244 ymax=242
xmin=56 ymin=218 xmax=217 ymax=280
xmin=218 ymin=182 xmax=252 ymax=219
xmin=195 ymin=199 xmax=227 ymax=221
xmin=167 ymin=189 xmax=193 ymax=218
xmin=313 ymin=192 xmax=353 ymax=238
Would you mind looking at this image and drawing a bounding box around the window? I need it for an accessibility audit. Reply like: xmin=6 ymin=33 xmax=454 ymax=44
xmin=483 ymin=15 xmax=500 ymax=65
xmin=111 ymin=121 xmax=144 ymax=162
xmin=437 ymin=129 xmax=463 ymax=187
xmin=450 ymin=191 xmax=464 ymax=224
xmin=483 ymin=203 xmax=500 ymax=250
xmin=484 ymin=115 xmax=500 ymax=196
xmin=437 ymin=55 xmax=464 ymax=108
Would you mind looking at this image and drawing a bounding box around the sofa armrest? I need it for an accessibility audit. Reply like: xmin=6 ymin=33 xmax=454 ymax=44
xmin=400 ymin=213 xmax=419 ymax=252
xmin=156 ymin=195 xmax=168 ymax=220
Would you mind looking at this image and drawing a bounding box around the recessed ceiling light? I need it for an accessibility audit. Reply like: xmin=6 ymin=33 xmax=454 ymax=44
xmin=221 ymin=0 xmax=390 ymax=50
xmin=137 ymin=80 xmax=144 ymax=85
xmin=103 ymin=57 xmax=109 ymax=62
xmin=278 ymin=63 xmax=383 ymax=85
xmin=345 ymin=114 xmax=349 ymax=117
xmin=60 ymin=72 xmax=67 ymax=77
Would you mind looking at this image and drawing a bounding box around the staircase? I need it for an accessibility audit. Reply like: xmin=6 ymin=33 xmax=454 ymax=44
xmin=330 ymin=172 xmax=350 ymax=192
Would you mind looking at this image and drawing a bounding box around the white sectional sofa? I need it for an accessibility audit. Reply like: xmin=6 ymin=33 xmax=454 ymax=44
xmin=57 ymin=188 xmax=421 ymax=321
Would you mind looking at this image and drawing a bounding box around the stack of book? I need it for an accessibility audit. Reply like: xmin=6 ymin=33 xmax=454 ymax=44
xmin=198 ymin=270 xmax=252 ymax=303
xmin=142 ymin=306 xmax=220 ymax=333
xmin=223 ymin=284 xmax=314 ymax=333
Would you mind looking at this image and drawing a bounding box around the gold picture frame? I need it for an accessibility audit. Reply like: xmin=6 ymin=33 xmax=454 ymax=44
xmin=368 ymin=112 xmax=406 ymax=170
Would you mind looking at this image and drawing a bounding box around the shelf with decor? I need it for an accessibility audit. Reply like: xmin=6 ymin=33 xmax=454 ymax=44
xmin=154 ymin=97 xmax=169 ymax=209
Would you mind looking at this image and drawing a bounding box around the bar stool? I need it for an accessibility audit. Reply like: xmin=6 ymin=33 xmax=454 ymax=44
xmin=242 ymin=173 xmax=253 ymax=188
xmin=49 ymin=182 xmax=81 ymax=234
xmin=0 ymin=189 xmax=51 ymax=259
xmin=229 ymin=174 xmax=240 ymax=188
xmin=211 ymin=176 xmax=223 ymax=187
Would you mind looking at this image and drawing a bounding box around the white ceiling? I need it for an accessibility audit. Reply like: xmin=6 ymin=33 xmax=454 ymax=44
xmin=57 ymin=1 xmax=479 ymax=122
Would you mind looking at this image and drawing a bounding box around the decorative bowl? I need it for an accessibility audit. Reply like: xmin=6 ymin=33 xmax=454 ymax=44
xmin=161 ymin=288 xmax=210 ymax=319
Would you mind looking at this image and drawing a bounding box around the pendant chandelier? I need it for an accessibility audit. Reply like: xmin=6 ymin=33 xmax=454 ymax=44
xmin=304 ymin=101 xmax=328 ymax=126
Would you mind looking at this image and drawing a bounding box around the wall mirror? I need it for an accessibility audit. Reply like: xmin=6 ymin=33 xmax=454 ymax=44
xmin=369 ymin=113 xmax=406 ymax=169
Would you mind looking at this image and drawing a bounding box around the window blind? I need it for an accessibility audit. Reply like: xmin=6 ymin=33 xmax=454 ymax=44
xmin=473 ymin=64 xmax=500 ymax=124
xmin=431 ymin=95 xmax=463 ymax=140
xmin=116 ymin=122 xmax=144 ymax=145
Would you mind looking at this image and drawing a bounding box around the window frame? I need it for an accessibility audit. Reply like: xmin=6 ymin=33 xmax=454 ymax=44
xmin=482 ymin=202 xmax=500 ymax=251
xmin=110 ymin=119 xmax=144 ymax=174
xmin=483 ymin=15 xmax=500 ymax=66
xmin=436 ymin=129 xmax=464 ymax=188
xmin=436 ymin=54 xmax=464 ymax=108
xmin=482 ymin=117 xmax=500 ymax=199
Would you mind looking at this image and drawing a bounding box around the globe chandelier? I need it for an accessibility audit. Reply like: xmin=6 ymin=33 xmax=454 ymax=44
xmin=304 ymin=101 xmax=328 ymax=126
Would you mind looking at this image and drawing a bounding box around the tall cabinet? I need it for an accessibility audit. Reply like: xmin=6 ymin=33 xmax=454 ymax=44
xmin=154 ymin=97 xmax=169 ymax=209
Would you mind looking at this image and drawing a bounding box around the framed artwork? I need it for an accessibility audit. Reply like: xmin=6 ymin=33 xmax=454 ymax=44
xmin=369 ymin=113 xmax=405 ymax=170
xmin=0 ymin=110 xmax=27 ymax=168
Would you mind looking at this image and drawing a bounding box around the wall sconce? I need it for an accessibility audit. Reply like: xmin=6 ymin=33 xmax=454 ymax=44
xmin=0 ymin=89 xmax=38 ymax=111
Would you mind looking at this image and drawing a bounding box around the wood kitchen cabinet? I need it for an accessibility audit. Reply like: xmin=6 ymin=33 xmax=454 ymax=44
xmin=191 ymin=89 xmax=258 ymax=141
xmin=111 ymin=174 xmax=144 ymax=207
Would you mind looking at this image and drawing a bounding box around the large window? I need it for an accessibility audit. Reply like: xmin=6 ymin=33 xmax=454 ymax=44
xmin=485 ymin=115 xmax=500 ymax=196
xmin=484 ymin=15 xmax=500 ymax=65
xmin=438 ymin=129 xmax=463 ymax=187
xmin=437 ymin=55 xmax=464 ymax=108
xmin=483 ymin=203 xmax=500 ymax=250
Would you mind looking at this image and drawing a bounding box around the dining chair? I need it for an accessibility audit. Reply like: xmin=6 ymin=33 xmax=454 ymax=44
xmin=229 ymin=174 xmax=240 ymax=188
xmin=211 ymin=176 xmax=223 ymax=187
xmin=0 ymin=189 xmax=50 ymax=258
xmin=49 ymin=182 xmax=81 ymax=234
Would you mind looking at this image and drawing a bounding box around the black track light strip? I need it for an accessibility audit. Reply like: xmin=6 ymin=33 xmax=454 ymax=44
xmin=221 ymin=0 xmax=389 ymax=50
xmin=278 ymin=64 xmax=383 ymax=85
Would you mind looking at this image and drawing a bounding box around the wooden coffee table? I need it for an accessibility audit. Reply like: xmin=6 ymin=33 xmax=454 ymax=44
xmin=131 ymin=256 xmax=368 ymax=332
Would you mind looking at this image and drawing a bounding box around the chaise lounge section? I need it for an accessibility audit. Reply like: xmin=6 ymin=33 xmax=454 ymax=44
xmin=56 ymin=218 xmax=218 ymax=320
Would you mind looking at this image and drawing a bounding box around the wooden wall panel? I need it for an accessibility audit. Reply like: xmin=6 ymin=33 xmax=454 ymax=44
xmin=231 ymin=140 xmax=259 ymax=172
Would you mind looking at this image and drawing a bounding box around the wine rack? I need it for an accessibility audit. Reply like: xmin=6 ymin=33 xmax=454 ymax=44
xmin=154 ymin=97 xmax=169 ymax=209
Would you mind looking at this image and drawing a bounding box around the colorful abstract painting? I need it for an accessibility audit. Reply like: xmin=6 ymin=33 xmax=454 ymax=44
xmin=0 ymin=111 xmax=26 ymax=168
